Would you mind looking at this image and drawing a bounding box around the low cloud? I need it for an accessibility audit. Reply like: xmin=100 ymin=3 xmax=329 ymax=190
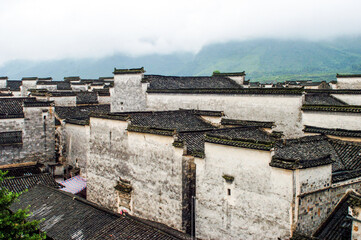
xmin=0 ymin=0 xmax=360 ymax=65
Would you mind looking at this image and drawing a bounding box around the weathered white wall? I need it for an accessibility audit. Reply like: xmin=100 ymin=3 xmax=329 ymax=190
xmin=49 ymin=96 xmax=77 ymax=106
xmin=351 ymin=206 xmax=361 ymax=239
xmin=296 ymin=165 xmax=332 ymax=194
xmin=0 ymin=118 xmax=24 ymax=132
xmin=87 ymin=117 xmax=184 ymax=231
xmin=22 ymin=106 xmax=55 ymax=163
xmin=297 ymin=180 xmax=361 ymax=235
xmin=21 ymin=80 xmax=37 ymax=96
xmin=336 ymin=77 xmax=361 ymax=89
xmin=302 ymin=111 xmax=361 ymax=131
xmin=195 ymin=142 xmax=293 ymax=240
xmin=64 ymin=123 xmax=89 ymax=177
xmin=36 ymin=85 xmax=57 ymax=91
xmin=111 ymin=73 xmax=146 ymax=112
xmin=71 ymin=85 xmax=88 ymax=91
xmin=331 ymin=94 xmax=361 ymax=105
xmin=228 ymin=76 xmax=245 ymax=85
xmin=0 ymin=79 xmax=6 ymax=88
xmin=98 ymin=95 xmax=111 ymax=105
xmin=0 ymin=105 xmax=55 ymax=165
xmin=147 ymin=93 xmax=304 ymax=137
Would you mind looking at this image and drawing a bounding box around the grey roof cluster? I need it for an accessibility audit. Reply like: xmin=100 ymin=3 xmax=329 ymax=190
xmin=55 ymin=104 xmax=110 ymax=122
xmin=10 ymin=185 xmax=192 ymax=240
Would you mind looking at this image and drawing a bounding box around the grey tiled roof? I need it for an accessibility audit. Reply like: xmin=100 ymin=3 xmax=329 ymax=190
xmin=128 ymin=110 xmax=215 ymax=131
xmin=330 ymin=140 xmax=361 ymax=182
xmin=0 ymin=131 xmax=22 ymax=145
xmin=55 ymin=104 xmax=110 ymax=121
xmin=0 ymin=98 xmax=26 ymax=118
xmin=1 ymin=173 xmax=61 ymax=193
xmin=94 ymin=89 xmax=110 ymax=96
xmin=147 ymin=88 xmax=304 ymax=95
xmin=303 ymin=125 xmax=361 ymax=138
xmin=304 ymin=93 xmax=348 ymax=106
xmin=302 ymin=105 xmax=361 ymax=113
xmin=56 ymin=82 xmax=72 ymax=90
xmin=221 ymin=118 xmax=274 ymax=128
xmin=76 ymin=92 xmax=98 ymax=104
xmin=175 ymin=131 xmax=209 ymax=158
xmin=22 ymin=77 xmax=37 ymax=81
xmin=145 ymin=75 xmax=242 ymax=90
xmin=113 ymin=67 xmax=145 ymax=74
xmin=90 ymin=216 xmax=192 ymax=240
xmin=11 ymin=185 xmax=191 ymax=240
xmin=271 ymin=135 xmax=339 ymax=170
xmin=306 ymin=89 xmax=361 ymax=95
xmin=336 ymin=73 xmax=361 ymax=78
xmin=205 ymin=127 xmax=275 ymax=151
xmin=64 ymin=76 xmax=80 ymax=81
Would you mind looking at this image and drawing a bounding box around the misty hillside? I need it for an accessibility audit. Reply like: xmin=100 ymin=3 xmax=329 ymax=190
xmin=2 ymin=37 xmax=361 ymax=82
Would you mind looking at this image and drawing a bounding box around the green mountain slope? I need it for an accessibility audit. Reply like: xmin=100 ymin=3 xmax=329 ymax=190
xmin=2 ymin=37 xmax=361 ymax=82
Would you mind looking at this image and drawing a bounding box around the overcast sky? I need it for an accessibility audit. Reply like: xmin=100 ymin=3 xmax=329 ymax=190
xmin=0 ymin=0 xmax=361 ymax=65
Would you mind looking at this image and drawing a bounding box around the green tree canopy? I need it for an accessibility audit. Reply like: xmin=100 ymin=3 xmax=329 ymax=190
xmin=0 ymin=170 xmax=46 ymax=240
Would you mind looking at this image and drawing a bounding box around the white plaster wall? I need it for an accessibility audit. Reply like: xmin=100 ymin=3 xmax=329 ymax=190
xmin=49 ymin=96 xmax=76 ymax=106
xmin=36 ymin=85 xmax=57 ymax=91
xmin=87 ymin=117 xmax=184 ymax=231
xmin=331 ymin=94 xmax=361 ymax=105
xmin=302 ymin=111 xmax=361 ymax=131
xmin=147 ymin=93 xmax=304 ymax=137
xmin=21 ymin=80 xmax=37 ymax=96
xmin=228 ymin=76 xmax=245 ymax=85
xmin=336 ymin=77 xmax=361 ymax=89
xmin=196 ymin=142 xmax=293 ymax=240
xmin=12 ymin=91 xmax=21 ymax=97
xmin=111 ymin=73 xmax=146 ymax=112
xmin=71 ymin=85 xmax=88 ymax=91
xmin=200 ymin=115 xmax=222 ymax=125
xmin=98 ymin=96 xmax=111 ymax=104
xmin=0 ymin=79 xmax=6 ymax=88
xmin=351 ymin=206 xmax=361 ymax=239
xmin=0 ymin=118 xmax=24 ymax=132
xmin=296 ymin=165 xmax=332 ymax=194
xmin=64 ymin=123 xmax=89 ymax=177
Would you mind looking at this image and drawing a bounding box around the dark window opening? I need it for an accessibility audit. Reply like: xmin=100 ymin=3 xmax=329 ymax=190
xmin=227 ymin=189 xmax=231 ymax=196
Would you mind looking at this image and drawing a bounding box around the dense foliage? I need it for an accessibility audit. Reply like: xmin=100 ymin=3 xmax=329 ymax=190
xmin=0 ymin=170 xmax=46 ymax=240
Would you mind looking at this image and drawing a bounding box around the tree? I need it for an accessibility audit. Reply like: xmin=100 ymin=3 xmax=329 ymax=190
xmin=0 ymin=170 xmax=46 ymax=240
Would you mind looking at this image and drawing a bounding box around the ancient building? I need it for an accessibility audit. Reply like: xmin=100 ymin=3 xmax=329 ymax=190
xmin=0 ymin=97 xmax=55 ymax=164
xmin=2 ymin=67 xmax=361 ymax=239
